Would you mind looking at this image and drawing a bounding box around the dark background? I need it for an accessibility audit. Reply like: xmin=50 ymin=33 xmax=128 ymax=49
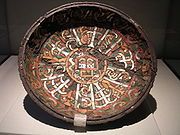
xmin=0 ymin=0 xmax=180 ymax=60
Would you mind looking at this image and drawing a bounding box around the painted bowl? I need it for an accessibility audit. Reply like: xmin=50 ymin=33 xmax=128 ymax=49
xmin=18 ymin=2 xmax=157 ymax=126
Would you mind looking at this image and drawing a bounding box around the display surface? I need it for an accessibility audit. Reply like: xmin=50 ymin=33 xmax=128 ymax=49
xmin=18 ymin=2 xmax=157 ymax=124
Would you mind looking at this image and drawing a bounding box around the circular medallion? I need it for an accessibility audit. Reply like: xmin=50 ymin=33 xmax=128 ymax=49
xmin=18 ymin=2 xmax=157 ymax=125
xmin=66 ymin=48 xmax=107 ymax=84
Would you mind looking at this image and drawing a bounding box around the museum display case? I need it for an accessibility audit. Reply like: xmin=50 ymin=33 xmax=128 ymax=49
xmin=0 ymin=0 xmax=180 ymax=134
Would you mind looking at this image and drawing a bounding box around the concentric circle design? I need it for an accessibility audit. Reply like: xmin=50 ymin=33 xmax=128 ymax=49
xmin=18 ymin=2 xmax=157 ymax=125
